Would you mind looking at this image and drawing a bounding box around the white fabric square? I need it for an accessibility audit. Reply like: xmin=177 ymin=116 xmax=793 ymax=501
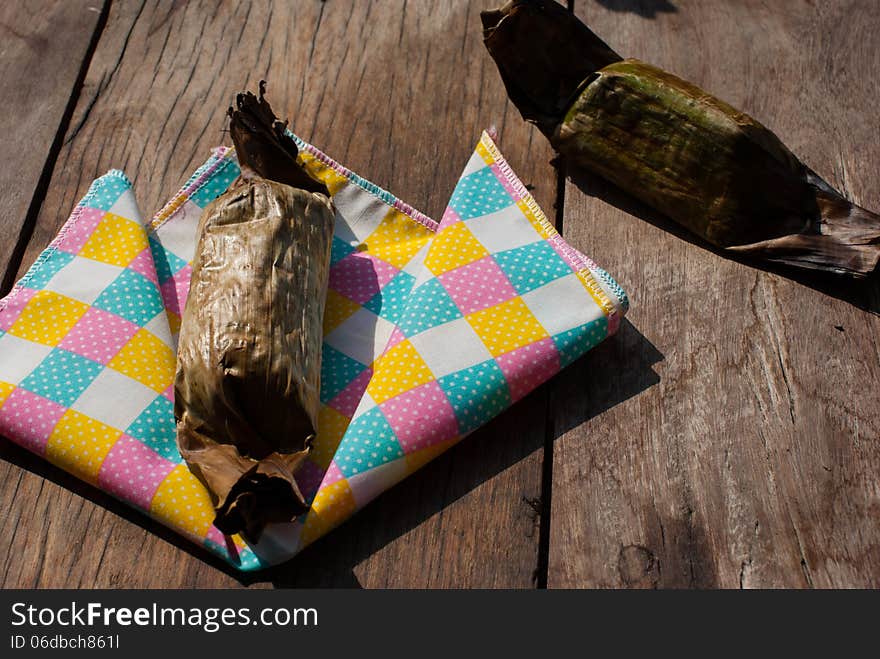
xmin=520 ymin=273 xmax=603 ymax=336
xmin=142 ymin=311 xmax=173 ymax=348
xmin=347 ymin=458 xmax=408 ymax=507
xmin=465 ymin=205 xmax=542 ymax=253
xmin=409 ymin=317 xmax=492 ymax=379
xmin=43 ymin=256 xmax=122 ymax=305
xmin=109 ymin=191 xmax=143 ymax=225
xmin=153 ymin=199 xmax=201 ymax=263
xmin=323 ymin=307 xmax=396 ymax=367
xmin=331 ymin=183 xmax=391 ymax=245
xmin=70 ymin=367 xmax=158 ymax=431
xmin=0 ymin=334 xmax=52 ymax=384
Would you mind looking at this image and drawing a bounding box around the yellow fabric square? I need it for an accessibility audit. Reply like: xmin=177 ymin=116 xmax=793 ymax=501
xmin=466 ymin=297 xmax=549 ymax=356
xmin=298 ymin=152 xmax=349 ymax=196
xmin=46 ymin=409 xmax=121 ymax=483
xmin=7 ymin=290 xmax=89 ymax=346
xmin=150 ymin=464 xmax=215 ymax=539
xmin=423 ymin=222 xmax=489 ymax=276
xmin=363 ymin=208 xmax=433 ymax=269
xmin=108 ymin=328 xmax=175 ymax=393
xmin=312 ymin=405 xmax=351 ymax=470
xmin=322 ymin=289 xmax=361 ymax=337
xmin=0 ymin=381 xmax=15 ymax=409
xmin=365 ymin=340 xmax=434 ymax=404
xmin=299 ymin=478 xmax=356 ymax=548
xmin=79 ymin=213 xmax=148 ymax=267
xmin=166 ymin=310 xmax=182 ymax=335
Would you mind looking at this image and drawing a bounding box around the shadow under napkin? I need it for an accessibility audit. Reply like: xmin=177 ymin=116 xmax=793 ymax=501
xmin=569 ymin=167 xmax=880 ymax=314
xmin=593 ymin=0 xmax=677 ymax=19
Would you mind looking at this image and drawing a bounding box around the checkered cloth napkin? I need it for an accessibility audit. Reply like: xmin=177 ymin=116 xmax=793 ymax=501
xmin=0 ymin=132 xmax=627 ymax=570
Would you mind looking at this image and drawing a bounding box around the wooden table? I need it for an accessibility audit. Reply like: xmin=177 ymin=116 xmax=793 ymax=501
xmin=1 ymin=0 xmax=878 ymax=588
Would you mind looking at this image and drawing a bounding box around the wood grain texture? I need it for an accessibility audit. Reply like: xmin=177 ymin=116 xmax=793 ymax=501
xmin=548 ymin=0 xmax=880 ymax=588
xmin=0 ymin=0 xmax=106 ymax=293
xmin=1 ymin=0 xmax=556 ymax=588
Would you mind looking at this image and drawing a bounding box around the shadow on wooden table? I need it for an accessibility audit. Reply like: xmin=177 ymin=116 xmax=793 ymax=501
xmin=569 ymin=166 xmax=880 ymax=314
xmin=593 ymin=0 xmax=677 ymax=19
xmin=0 ymin=321 xmax=662 ymax=588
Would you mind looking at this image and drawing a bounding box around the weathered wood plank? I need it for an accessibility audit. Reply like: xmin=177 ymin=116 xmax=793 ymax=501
xmin=0 ymin=0 xmax=107 ymax=293
xmin=1 ymin=0 xmax=556 ymax=588
xmin=548 ymin=0 xmax=880 ymax=588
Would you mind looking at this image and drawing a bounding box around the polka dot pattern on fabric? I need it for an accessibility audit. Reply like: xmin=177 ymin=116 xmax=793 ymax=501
xmin=438 ymin=256 xmax=518 ymax=315
xmin=160 ymin=265 xmax=191 ymax=316
xmin=494 ymin=241 xmax=573 ymax=296
xmin=449 ymin=166 xmax=514 ymax=220
xmin=98 ymin=434 xmax=177 ymax=510
xmin=396 ymin=278 xmax=462 ymax=338
xmin=552 ymin=317 xmax=608 ymax=368
xmin=329 ymin=252 xmax=399 ymax=305
xmin=189 ymin=161 xmax=239 ymax=208
xmin=423 ymin=221 xmax=489 ymax=276
xmin=364 ymin=271 xmax=416 ymax=325
xmin=362 ymin=208 xmax=433 ymax=269
xmin=58 ymin=307 xmax=138 ymax=365
xmin=0 ymin=287 xmax=37 ymax=332
xmin=379 ymin=380 xmax=459 ymax=454
xmin=465 ymin=297 xmax=549 ymax=357
xmin=23 ymin=251 xmax=74 ymax=289
xmin=108 ymin=328 xmax=175 ymax=393
xmin=7 ymin=290 xmax=89 ymax=346
xmin=320 ymin=345 xmax=368 ymax=404
xmin=312 ymin=406 xmax=351 ymax=470
xmin=300 ymin=477 xmax=356 ymax=548
xmin=327 ymin=367 xmax=372 ymax=418
xmin=93 ymin=269 xmax=165 ymax=326
xmin=79 ymin=213 xmax=149 ymax=267
xmin=86 ymin=174 xmax=130 ymax=211
xmin=149 ymin=464 xmax=216 ymax=538
xmin=19 ymin=348 xmax=102 ymax=407
xmin=127 ymin=247 xmax=159 ymax=285
xmin=437 ymin=360 xmax=512 ymax=434
xmin=365 ymin=339 xmax=435 ymax=404
xmin=494 ymin=337 xmax=561 ymax=402
xmin=332 ymin=407 xmax=402 ymax=478
xmin=45 ymin=409 xmax=122 ymax=483
xmin=330 ymin=236 xmax=357 ymax=265
xmin=57 ymin=207 xmax=105 ymax=255
xmin=149 ymin=236 xmax=187 ymax=284
xmin=0 ymin=388 xmax=66 ymax=454
xmin=124 ymin=394 xmax=179 ymax=462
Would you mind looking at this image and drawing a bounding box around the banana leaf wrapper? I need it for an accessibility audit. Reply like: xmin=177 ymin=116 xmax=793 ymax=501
xmin=174 ymin=88 xmax=333 ymax=540
xmin=482 ymin=0 xmax=880 ymax=277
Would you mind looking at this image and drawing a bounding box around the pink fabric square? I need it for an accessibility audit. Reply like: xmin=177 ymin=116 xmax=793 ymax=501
xmin=127 ymin=247 xmax=159 ymax=285
xmin=379 ymin=380 xmax=459 ymax=454
xmin=495 ymin=338 xmax=561 ymax=402
xmin=296 ymin=459 xmax=326 ymax=500
xmin=320 ymin=460 xmax=345 ymax=487
xmin=0 ymin=287 xmax=37 ymax=331
xmin=438 ymin=256 xmax=518 ymax=315
xmin=58 ymin=307 xmax=139 ymax=365
xmin=440 ymin=207 xmax=462 ymax=227
xmin=328 ymin=367 xmax=372 ymax=417
xmin=58 ymin=207 xmax=105 ymax=255
xmin=97 ymin=434 xmax=176 ymax=510
xmin=160 ymin=264 xmax=191 ymax=316
xmin=329 ymin=253 xmax=399 ymax=304
xmin=489 ymin=162 xmax=523 ymax=202
xmin=0 ymin=389 xmax=66 ymax=455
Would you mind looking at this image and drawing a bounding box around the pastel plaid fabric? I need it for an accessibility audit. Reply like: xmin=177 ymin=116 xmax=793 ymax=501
xmin=0 ymin=132 xmax=627 ymax=570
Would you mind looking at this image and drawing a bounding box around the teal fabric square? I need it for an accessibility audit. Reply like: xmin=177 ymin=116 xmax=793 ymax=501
xmin=93 ymin=269 xmax=164 ymax=326
xmin=397 ymin=278 xmax=462 ymax=338
xmin=364 ymin=271 xmax=416 ymax=324
xmin=437 ymin=360 xmax=511 ymax=434
xmin=333 ymin=407 xmax=403 ymax=478
xmin=149 ymin=236 xmax=188 ymax=284
xmin=189 ymin=161 xmax=240 ymax=209
xmin=331 ymin=236 xmax=356 ymax=265
xmin=125 ymin=395 xmax=180 ymax=462
xmin=552 ymin=317 xmax=609 ymax=368
xmin=87 ymin=175 xmax=130 ymax=211
xmin=494 ymin=242 xmax=572 ymax=295
xmin=449 ymin=166 xmax=512 ymax=220
xmin=19 ymin=348 xmax=102 ymax=407
xmin=320 ymin=345 xmax=367 ymax=404
xmin=24 ymin=252 xmax=75 ymax=289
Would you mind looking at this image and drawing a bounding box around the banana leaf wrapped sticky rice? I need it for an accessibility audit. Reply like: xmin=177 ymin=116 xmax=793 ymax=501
xmin=481 ymin=0 xmax=880 ymax=277
xmin=174 ymin=86 xmax=333 ymax=540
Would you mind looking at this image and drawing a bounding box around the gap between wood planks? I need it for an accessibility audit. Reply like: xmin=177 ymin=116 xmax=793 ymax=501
xmin=0 ymin=1 xmax=111 ymax=296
